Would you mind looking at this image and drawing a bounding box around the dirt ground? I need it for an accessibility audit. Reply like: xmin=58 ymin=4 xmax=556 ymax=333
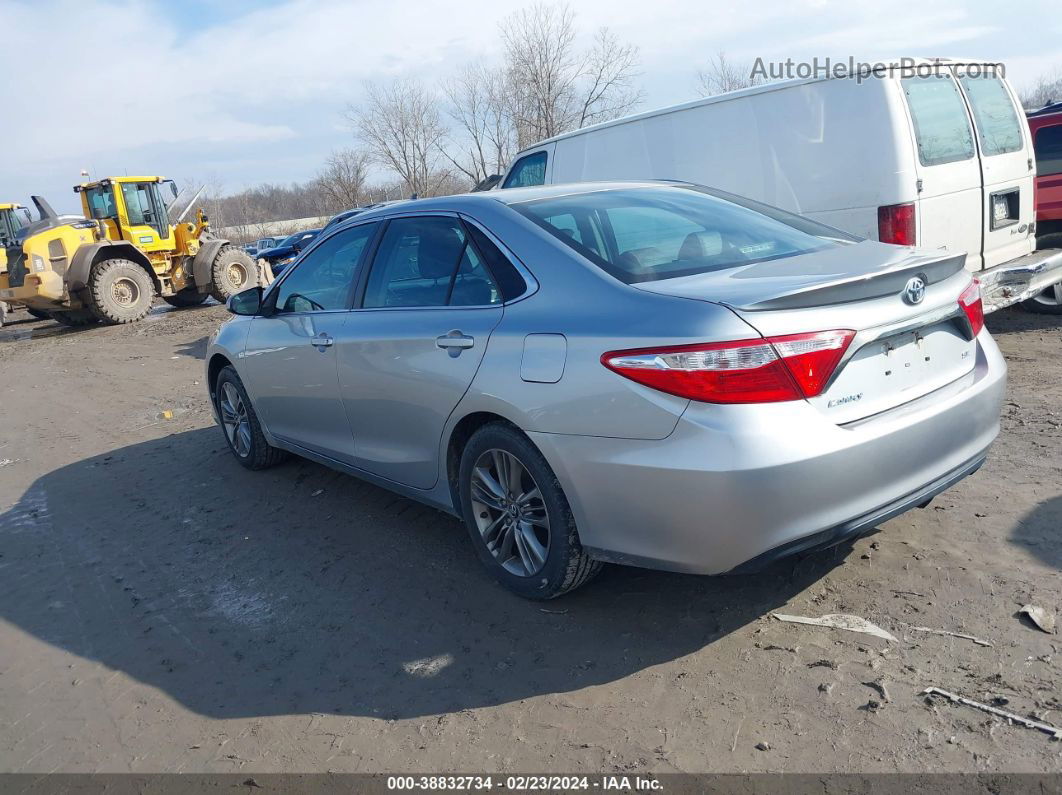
xmin=0 ymin=301 xmax=1059 ymax=775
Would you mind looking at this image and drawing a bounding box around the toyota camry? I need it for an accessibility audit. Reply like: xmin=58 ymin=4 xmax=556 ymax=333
xmin=205 ymin=182 xmax=1006 ymax=598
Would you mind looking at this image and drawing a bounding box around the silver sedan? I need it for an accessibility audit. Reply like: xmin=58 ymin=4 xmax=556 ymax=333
xmin=205 ymin=182 xmax=1006 ymax=598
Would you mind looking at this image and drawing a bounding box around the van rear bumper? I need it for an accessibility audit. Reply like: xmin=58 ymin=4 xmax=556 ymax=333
xmin=979 ymin=248 xmax=1062 ymax=313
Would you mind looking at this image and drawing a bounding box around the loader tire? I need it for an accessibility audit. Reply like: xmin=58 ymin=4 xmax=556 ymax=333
xmin=163 ymin=290 xmax=210 ymax=308
xmin=86 ymin=258 xmax=156 ymax=325
xmin=209 ymin=246 xmax=256 ymax=303
xmin=50 ymin=309 xmax=99 ymax=327
xmin=27 ymin=308 xmax=50 ymax=320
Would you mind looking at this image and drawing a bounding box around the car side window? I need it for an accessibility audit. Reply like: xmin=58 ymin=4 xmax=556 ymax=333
xmin=273 ymin=223 xmax=376 ymax=313
xmin=363 ymin=216 xmax=500 ymax=308
xmin=502 ymin=151 xmax=548 ymax=189
xmin=1035 ymin=125 xmax=1062 ymax=176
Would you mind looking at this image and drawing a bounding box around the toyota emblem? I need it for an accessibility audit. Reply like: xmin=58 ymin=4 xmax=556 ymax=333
xmin=903 ymin=276 xmax=926 ymax=305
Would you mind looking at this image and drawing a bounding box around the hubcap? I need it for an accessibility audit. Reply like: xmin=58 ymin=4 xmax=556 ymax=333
xmin=112 ymin=277 xmax=140 ymax=307
xmin=219 ymin=382 xmax=252 ymax=458
xmin=1032 ymin=282 xmax=1062 ymax=307
xmin=470 ymin=449 xmax=550 ymax=577
xmin=227 ymin=263 xmax=247 ymax=288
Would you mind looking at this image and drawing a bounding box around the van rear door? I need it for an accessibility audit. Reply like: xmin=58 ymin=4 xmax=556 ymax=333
xmin=900 ymin=72 xmax=984 ymax=269
xmin=954 ymin=71 xmax=1036 ymax=269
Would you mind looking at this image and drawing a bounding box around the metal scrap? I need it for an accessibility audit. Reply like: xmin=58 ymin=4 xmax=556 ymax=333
xmin=922 ymin=687 xmax=1062 ymax=740
xmin=906 ymin=625 xmax=992 ymax=647
xmin=772 ymin=613 xmax=897 ymax=642
xmin=1019 ymin=604 xmax=1056 ymax=634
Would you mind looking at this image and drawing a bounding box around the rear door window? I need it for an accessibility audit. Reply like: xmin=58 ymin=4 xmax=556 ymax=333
xmin=1035 ymin=125 xmax=1062 ymax=176
xmin=958 ymin=74 xmax=1024 ymax=156
xmin=902 ymin=75 xmax=976 ymax=166
xmin=502 ymin=151 xmax=548 ymax=188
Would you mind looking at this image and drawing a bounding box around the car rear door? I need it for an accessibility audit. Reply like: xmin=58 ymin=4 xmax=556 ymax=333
xmin=899 ymin=72 xmax=984 ymax=268
xmin=237 ymin=221 xmax=378 ymax=464
xmin=336 ymin=213 xmax=505 ymax=489
xmin=954 ymin=69 xmax=1036 ymax=269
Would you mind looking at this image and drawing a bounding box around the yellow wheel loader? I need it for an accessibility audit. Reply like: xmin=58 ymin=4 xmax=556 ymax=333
xmin=0 ymin=177 xmax=259 ymax=325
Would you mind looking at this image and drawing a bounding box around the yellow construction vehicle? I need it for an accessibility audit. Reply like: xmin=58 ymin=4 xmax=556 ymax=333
xmin=0 ymin=177 xmax=257 ymax=325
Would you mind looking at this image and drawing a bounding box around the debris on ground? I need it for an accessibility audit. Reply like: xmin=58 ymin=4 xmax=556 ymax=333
xmin=755 ymin=741 xmax=770 ymax=751
xmin=921 ymin=687 xmax=1062 ymax=740
xmin=772 ymin=613 xmax=897 ymax=642
xmin=863 ymin=679 xmax=891 ymax=702
xmin=905 ymin=624 xmax=993 ymax=647
xmin=311 ymin=489 xmax=324 ymax=497
xmin=1018 ymin=604 xmax=1056 ymax=634
xmin=0 ymin=458 xmax=15 ymax=468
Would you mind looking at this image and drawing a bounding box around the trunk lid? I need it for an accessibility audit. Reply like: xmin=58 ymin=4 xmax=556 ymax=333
xmin=633 ymin=240 xmax=978 ymax=423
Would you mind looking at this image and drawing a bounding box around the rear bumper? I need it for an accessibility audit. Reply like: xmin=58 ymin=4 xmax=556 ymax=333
xmin=979 ymin=248 xmax=1062 ymax=313
xmin=530 ymin=331 xmax=1006 ymax=575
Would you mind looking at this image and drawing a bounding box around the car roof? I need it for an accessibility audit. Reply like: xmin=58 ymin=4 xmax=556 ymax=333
xmin=334 ymin=181 xmax=678 ymax=226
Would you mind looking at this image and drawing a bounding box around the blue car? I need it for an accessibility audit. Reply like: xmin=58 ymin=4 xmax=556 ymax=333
xmin=258 ymin=229 xmax=321 ymax=275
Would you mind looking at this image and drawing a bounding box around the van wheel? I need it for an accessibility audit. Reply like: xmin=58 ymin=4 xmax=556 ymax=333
xmin=209 ymin=246 xmax=256 ymax=303
xmin=86 ymin=258 xmax=156 ymax=324
xmin=1020 ymin=234 xmax=1062 ymax=314
xmin=458 ymin=423 xmax=602 ymax=599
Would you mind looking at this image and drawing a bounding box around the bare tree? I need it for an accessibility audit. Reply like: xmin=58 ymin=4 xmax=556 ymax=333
xmin=1019 ymin=68 xmax=1062 ymax=110
xmin=443 ymin=63 xmax=516 ymax=183
xmin=696 ymin=51 xmax=763 ymax=97
xmin=499 ymin=2 xmax=642 ymax=149
xmin=314 ymin=148 xmax=371 ymax=210
xmin=348 ymin=79 xmax=454 ymax=197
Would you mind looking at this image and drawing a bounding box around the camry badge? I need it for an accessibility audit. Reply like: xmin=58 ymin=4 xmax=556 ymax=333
xmin=902 ymin=276 xmax=926 ymax=305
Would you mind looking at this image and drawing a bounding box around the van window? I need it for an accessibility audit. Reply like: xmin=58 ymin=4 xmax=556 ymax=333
xmin=502 ymin=152 xmax=547 ymax=188
xmin=902 ymin=76 xmax=976 ymax=166
xmin=1034 ymin=125 xmax=1062 ymax=176
xmin=959 ymin=74 xmax=1023 ymax=156
xmin=513 ymin=186 xmax=848 ymax=285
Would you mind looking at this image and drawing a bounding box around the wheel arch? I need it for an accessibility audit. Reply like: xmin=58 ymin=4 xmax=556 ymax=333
xmin=68 ymin=242 xmax=160 ymax=295
xmin=207 ymin=352 xmax=235 ymax=402
xmin=444 ymin=410 xmax=526 ymax=513
xmin=192 ymin=239 xmax=230 ymax=292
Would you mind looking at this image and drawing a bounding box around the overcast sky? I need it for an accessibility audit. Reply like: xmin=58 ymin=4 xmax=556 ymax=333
xmin=3 ymin=0 xmax=1061 ymax=213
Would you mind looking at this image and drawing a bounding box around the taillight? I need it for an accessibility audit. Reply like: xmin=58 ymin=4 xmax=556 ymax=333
xmin=601 ymin=330 xmax=855 ymax=404
xmin=958 ymin=279 xmax=984 ymax=336
xmin=878 ymin=203 xmax=916 ymax=246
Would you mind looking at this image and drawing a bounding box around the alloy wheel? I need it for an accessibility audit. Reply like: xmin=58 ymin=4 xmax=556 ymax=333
xmin=470 ymin=448 xmax=551 ymax=577
xmin=219 ymin=382 xmax=252 ymax=458
xmin=1031 ymin=282 xmax=1062 ymax=307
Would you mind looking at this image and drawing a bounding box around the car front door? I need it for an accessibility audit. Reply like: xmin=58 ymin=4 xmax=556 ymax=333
xmin=238 ymin=221 xmax=379 ymax=464
xmin=337 ymin=214 xmax=505 ymax=489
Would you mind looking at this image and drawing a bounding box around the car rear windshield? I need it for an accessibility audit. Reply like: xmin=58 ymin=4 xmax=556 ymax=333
xmin=511 ymin=186 xmax=858 ymax=284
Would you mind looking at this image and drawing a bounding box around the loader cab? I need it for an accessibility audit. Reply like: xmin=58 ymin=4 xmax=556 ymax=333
xmin=0 ymin=204 xmax=29 ymax=248
xmin=76 ymin=177 xmax=176 ymax=251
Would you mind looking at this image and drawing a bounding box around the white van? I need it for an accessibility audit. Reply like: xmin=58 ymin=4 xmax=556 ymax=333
xmin=499 ymin=58 xmax=1062 ymax=312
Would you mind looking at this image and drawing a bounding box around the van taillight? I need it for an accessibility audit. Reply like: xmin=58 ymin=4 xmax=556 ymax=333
xmin=878 ymin=203 xmax=916 ymax=246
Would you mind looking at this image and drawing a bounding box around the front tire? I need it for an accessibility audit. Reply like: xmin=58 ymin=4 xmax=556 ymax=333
xmin=209 ymin=246 xmax=256 ymax=303
xmin=86 ymin=258 xmax=156 ymax=324
xmin=1020 ymin=233 xmax=1062 ymax=315
xmin=458 ymin=423 xmax=601 ymax=599
xmin=214 ymin=366 xmax=288 ymax=470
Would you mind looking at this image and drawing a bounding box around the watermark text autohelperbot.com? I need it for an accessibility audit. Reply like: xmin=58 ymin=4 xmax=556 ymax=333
xmin=750 ymin=57 xmax=1005 ymax=84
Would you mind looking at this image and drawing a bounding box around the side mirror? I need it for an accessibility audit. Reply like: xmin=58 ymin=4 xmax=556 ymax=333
xmin=227 ymin=286 xmax=264 ymax=316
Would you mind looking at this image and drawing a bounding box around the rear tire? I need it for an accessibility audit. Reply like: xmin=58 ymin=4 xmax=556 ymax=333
xmin=458 ymin=423 xmax=602 ymax=599
xmin=26 ymin=308 xmax=50 ymax=320
xmin=1020 ymin=233 xmax=1062 ymax=315
xmin=86 ymin=258 xmax=156 ymax=324
xmin=214 ymin=366 xmax=289 ymax=470
xmin=209 ymin=246 xmax=256 ymax=303
xmin=163 ymin=290 xmax=209 ymax=308
xmin=50 ymin=309 xmax=99 ymax=327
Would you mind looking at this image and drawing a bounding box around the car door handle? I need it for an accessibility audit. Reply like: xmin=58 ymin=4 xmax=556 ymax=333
xmin=311 ymin=333 xmax=334 ymax=349
xmin=436 ymin=332 xmax=475 ymax=350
